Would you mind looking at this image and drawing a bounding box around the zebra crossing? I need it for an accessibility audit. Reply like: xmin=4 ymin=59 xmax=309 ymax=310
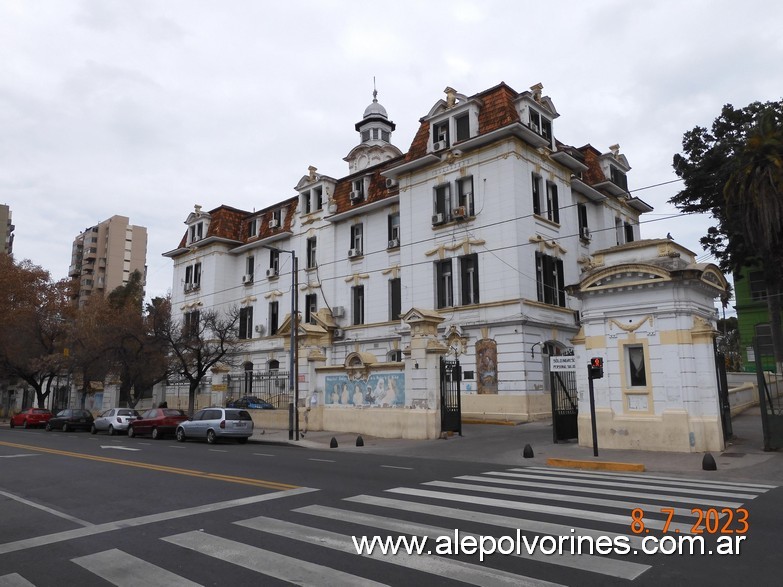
xmin=0 ymin=466 xmax=775 ymax=586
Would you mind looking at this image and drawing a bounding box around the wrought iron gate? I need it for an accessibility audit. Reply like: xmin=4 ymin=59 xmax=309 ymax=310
xmin=550 ymin=370 xmax=578 ymax=442
xmin=754 ymin=330 xmax=783 ymax=451
xmin=714 ymin=349 xmax=733 ymax=440
xmin=440 ymin=357 xmax=462 ymax=435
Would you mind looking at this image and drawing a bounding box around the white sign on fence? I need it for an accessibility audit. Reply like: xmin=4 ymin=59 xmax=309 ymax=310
xmin=549 ymin=356 xmax=576 ymax=372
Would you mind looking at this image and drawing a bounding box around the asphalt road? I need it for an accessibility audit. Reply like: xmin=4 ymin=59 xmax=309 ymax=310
xmin=0 ymin=426 xmax=779 ymax=586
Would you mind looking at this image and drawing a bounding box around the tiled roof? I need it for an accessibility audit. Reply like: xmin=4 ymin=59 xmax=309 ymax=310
xmin=331 ymin=156 xmax=404 ymax=215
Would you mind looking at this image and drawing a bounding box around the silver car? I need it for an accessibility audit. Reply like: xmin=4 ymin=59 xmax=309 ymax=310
xmin=91 ymin=408 xmax=141 ymax=435
xmin=175 ymin=407 xmax=254 ymax=444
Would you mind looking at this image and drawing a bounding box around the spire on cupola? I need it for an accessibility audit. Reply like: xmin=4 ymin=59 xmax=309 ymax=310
xmin=344 ymin=78 xmax=403 ymax=173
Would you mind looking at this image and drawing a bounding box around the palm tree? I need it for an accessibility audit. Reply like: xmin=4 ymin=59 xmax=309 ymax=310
xmin=724 ymin=111 xmax=783 ymax=371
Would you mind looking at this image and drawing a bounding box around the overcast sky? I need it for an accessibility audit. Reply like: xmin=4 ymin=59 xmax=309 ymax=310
xmin=2 ymin=0 xmax=781 ymax=307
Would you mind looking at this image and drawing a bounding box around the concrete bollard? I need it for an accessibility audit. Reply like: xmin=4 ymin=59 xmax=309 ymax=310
xmin=356 ymin=435 xmax=364 ymax=447
xmin=702 ymin=453 xmax=717 ymax=471
xmin=330 ymin=437 xmax=338 ymax=448
xmin=523 ymin=444 xmax=534 ymax=458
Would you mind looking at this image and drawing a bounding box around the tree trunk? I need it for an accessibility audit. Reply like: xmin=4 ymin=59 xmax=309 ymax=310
xmin=188 ymin=381 xmax=198 ymax=416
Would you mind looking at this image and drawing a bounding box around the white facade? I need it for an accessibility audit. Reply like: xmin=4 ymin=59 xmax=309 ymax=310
xmin=164 ymin=83 xmax=654 ymax=437
xmin=570 ymin=240 xmax=729 ymax=452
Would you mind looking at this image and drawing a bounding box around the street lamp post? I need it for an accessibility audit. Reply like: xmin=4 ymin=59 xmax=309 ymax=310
xmin=263 ymin=245 xmax=299 ymax=440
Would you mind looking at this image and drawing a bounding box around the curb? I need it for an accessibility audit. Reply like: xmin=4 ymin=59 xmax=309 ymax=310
xmin=461 ymin=419 xmax=520 ymax=426
xmin=546 ymin=457 xmax=645 ymax=472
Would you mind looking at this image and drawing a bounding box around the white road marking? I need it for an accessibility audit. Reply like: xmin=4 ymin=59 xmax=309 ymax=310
xmin=99 ymin=446 xmax=141 ymax=451
xmin=0 ymin=490 xmax=92 ymax=527
xmin=165 ymin=531 xmax=389 ymax=586
xmin=73 ymin=549 xmax=202 ymax=586
xmin=0 ymin=487 xmax=318 ymax=555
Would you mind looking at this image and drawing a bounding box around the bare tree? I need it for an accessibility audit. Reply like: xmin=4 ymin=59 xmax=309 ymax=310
xmin=158 ymin=304 xmax=246 ymax=415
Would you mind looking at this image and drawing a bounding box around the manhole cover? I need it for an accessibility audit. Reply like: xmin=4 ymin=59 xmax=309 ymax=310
xmin=719 ymin=452 xmax=746 ymax=458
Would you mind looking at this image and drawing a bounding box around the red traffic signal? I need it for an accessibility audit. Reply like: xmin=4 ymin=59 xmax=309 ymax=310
xmin=589 ymin=357 xmax=604 ymax=379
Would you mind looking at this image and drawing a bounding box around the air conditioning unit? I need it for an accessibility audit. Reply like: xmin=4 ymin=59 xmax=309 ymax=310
xmin=433 ymin=140 xmax=447 ymax=152
xmin=254 ymin=324 xmax=266 ymax=335
xmin=349 ymin=190 xmax=363 ymax=202
xmin=242 ymin=274 xmax=253 ymax=284
xmin=432 ymin=213 xmax=445 ymax=225
xmin=452 ymin=206 xmax=467 ymax=220
xmin=387 ymin=238 xmax=400 ymax=249
xmin=348 ymin=248 xmax=361 ymax=258
xmin=266 ymin=268 xmax=278 ymax=278
xmin=385 ymin=178 xmax=398 ymax=188
xmin=332 ymin=306 xmax=345 ymax=318
xmin=268 ymin=218 xmax=279 ymax=229
xmin=333 ymin=328 xmax=344 ymax=340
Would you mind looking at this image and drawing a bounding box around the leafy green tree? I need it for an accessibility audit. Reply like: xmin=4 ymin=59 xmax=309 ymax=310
xmin=671 ymin=101 xmax=783 ymax=371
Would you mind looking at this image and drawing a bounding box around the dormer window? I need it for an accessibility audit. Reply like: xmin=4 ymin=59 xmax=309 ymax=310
xmin=188 ymin=221 xmax=204 ymax=244
xmin=269 ymin=208 xmax=282 ymax=229
xmin=528 ymin=109 xmax=552 ymax=143
xmin=248 ymin=218 xmax=258 ymax=238
xmin=350 ymin=179 xmax=365 ymax=203
xmin=455 ymin=113 xmax=470 ymax=142
xmin=299 ymin=186 xmax=324 ymax=215
xmin=610 ymin=166 xmax=628 ymax=191
xmin=433 ymin=120 xmax=450 ymax=149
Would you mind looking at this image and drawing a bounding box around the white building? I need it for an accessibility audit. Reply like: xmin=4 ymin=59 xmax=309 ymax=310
xmin=164 ymin=82 xmax=655 ymax=438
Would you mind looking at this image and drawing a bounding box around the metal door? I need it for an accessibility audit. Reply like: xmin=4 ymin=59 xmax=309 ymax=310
xmin=440 ymin=357 xmax=462 ymax=436
xmin=550 ymin=370 xmax=578 ymax=442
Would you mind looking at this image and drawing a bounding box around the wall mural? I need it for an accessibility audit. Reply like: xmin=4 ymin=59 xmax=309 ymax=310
xmin=324 ymin=373 xmax=405 ymax=407
xmin=476 ymin=338 xmax=498 ymax=394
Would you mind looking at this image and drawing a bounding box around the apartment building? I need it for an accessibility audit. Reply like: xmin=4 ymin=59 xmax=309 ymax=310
xmin=0 ymin=204 xmax=13 ymax=255
xmin=164 ymin=82 xmax=653 ymax=437
xmin=69 ymin=215 xmax=148 ymax=307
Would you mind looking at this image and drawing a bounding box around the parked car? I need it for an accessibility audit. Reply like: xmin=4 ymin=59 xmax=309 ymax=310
xmin=91 ymin=408 xmax=141 ymax=435
xmin=176 ymin=407 xmax=254 ymax=444
xmin=128 ymin=408 xmax=188 ymax=440
xmin=226 ymin=396 xmax=275 ymax=410
xmin=45 ymin=409 xmax=94 ymax=432
xmin=10 ymin=408 xmax=53 ymax=429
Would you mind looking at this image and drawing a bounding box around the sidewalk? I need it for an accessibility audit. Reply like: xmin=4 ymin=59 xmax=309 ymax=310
xmin=251 ymin=407 xmax=782 ymax=482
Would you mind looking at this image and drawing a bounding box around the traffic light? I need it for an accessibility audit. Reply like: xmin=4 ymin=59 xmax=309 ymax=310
xmin=589 ymin=357 xmax=604 ymax=379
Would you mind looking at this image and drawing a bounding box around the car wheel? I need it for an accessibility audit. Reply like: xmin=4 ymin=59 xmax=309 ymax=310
xmin=108 ymin=425 xmax=115 ymax=436
xmin=22 ymin=420 xmax=28 ymax=429
xmin=127 ymin=425 xmax=135 ymax=438
xmin=151 ymin=427 xmax=161 ymax=440
xmin=207 ymin=430 xmax=217 ymax=444
xmin=90 ymin=424 xmax=97 ymax=434
xmin=45 ymin=422 xmax=51 ymax=431
xmin=237 ymin=437 xmax=248 ymax=444
xmin=62 ymin=423 xmax=69 ymax=432
xmin=176 ymin=428 xmax=186 ymax=442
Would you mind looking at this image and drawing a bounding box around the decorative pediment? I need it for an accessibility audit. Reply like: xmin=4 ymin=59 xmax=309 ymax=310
xmin=425 ymin=237 xmax=486 ymax=258
xmin=580 ymin=264 xmax=671 ymax=293
xmin=528 ymin=235 xmax=567 ymax=255
xmin=444 ymin=324 xmax=468 ymax=357
xmin=344 ymin=351 xmax=377 ymax=381
xmin=699 ymin=265 xmax=729 ymax=292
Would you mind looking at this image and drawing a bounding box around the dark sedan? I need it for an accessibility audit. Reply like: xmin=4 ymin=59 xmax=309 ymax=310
xmin=226 ymin=396 xmax=275 ymax=410
xmin=127 ymin=408 xmax=188 ymax=440
xmin=45 ymin=409 xmax=94 ymax=432
xmin=10 ymin=408 xmax=53 ymax=429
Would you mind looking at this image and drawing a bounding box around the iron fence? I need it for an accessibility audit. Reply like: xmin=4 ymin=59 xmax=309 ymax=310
xmin=224 ymin=370 xmax=292 ymax=409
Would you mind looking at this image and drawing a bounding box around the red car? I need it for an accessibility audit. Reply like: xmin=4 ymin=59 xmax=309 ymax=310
xmin=10 ymin=408 xmax=53 ymax=429
xmin=127 ymin=408 xmax=188 ymax=440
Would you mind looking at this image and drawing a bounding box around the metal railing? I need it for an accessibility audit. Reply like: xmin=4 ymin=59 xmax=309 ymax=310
xmin=224 ymin=370 xmax=292 ymax=409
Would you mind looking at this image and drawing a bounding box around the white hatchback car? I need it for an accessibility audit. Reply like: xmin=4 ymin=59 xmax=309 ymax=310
xmin=91 ymin=408 xmax=141 ymax=435
xmin=175 ymin=407 xmax=254 ymax=444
